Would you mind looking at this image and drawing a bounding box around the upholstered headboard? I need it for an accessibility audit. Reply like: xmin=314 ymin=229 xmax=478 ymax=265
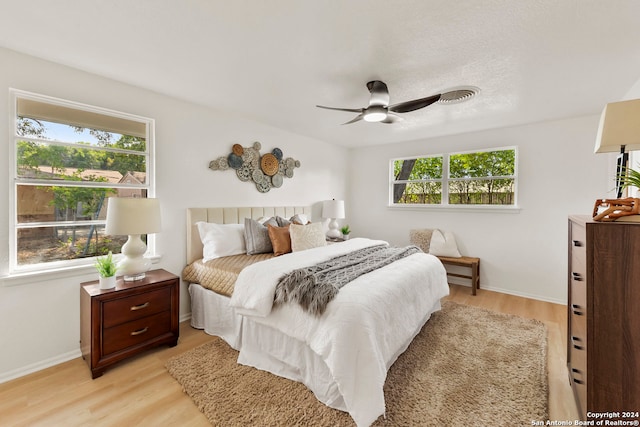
xmin=186 ymin=206 xmax=312 ymax=264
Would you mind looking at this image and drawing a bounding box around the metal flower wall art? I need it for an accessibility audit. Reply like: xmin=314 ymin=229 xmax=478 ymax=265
xmin=208 ymin=141 xmax=301 ymax=193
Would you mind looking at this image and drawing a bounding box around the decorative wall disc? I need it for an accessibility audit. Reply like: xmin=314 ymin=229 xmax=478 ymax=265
xmin=285 ymin=157 xmax=295 ymax=168
xmin=236 ymin=165 xmax=251 ymax=181
xmin=208 ymin=142 xmax=300 ymax=193
xmin=252 ymin=168 xmax=266 ymax=183
xmin=271 ymin=173 xmax=283 ymax=188
xmin=256 ymin=179 xmax=271 ymax=193
xmin=218 ymin=157 xmax=229 ymax=170
xmin=232 ymin=144 xmax=244 ymax=156
xmin=260 ymin=153 xmax=279 ymax=176
xmin=228 ymin=153 xmax=243 ymax=169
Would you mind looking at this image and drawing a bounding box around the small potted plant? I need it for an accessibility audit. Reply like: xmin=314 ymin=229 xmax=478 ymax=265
xmin=620 ymin=164 xmax=640 ymax=197
xmin=95 ymin=251 xmax=117 ymax=289
xmin=340 ymin=225 xmax=351 ymax=240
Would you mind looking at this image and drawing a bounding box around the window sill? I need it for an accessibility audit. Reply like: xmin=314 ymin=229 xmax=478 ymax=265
xmin=0 ymin=254 xmax=163 ymax=287
xmin=388 ymin=204 xmax=521 ymax=213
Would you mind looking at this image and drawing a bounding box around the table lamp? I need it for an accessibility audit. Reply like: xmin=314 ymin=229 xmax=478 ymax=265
xmin=594 ymin=98 xmax=640 ymax=198
xmin=105 ymin=197 xmax=161 ymax=281
xmin=322 ymin=199 xmax=345 ymax=239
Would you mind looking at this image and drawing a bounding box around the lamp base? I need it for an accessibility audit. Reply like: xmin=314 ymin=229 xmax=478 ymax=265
xmin=326 ymin=218 xmax=342 ymax=239
xmin=123 ymin=272 xmax=147 ymax=282
xmin=117 ymin=234 xmax=151 ymax=282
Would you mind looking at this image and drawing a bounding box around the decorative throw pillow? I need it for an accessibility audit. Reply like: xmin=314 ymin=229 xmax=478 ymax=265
xmin=289 ymin=213 xmax=310 ymax=225
xmin=196 ymin=222 xmax=246 ymax=262
xmin=244 ymin=217 xmax=278 ymax=255
xmin=429 ymin=229 xmax=462 ymax=257
xmin=409 ymin=229 xmax=434 ymax=253
xmin=267 ymin=224 xmax=292 ymax=256
xmin=275 ymin=216 xmax=291 ymax=227
xmin=290 ymin=222 xmax=326 ymax=252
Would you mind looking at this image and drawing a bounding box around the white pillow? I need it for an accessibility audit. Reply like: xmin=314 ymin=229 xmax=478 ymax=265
xmin=290 ymin=222 xmax=327 ymax=252
xmin=196 ymin=222 xmax=246 ymax=262
xmin=289 ymin=213 xmax=309 ymax=225
xmin=429 ymin=229 xmax=462 ymax=257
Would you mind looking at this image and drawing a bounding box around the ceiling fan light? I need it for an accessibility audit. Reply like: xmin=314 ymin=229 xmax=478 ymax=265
xmin=363 ymin=106 xmax=387 ymax=122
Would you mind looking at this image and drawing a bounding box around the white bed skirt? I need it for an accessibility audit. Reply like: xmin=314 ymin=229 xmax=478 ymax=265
xmin=189 ymin=283 xmax=243 ymax=350
xmin=189 ymin=282 xmax=442 ymax=415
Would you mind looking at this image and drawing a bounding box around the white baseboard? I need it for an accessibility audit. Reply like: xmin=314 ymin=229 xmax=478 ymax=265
xmin=452 ymin=282 xmax=566 ymax=305
xmin=482 ymin=285 xmax=565 ymax=305
xmin=1 ymin=314 xmax=194 ymax=385
xmin=0 ymin=349 xmax=81 ymax=385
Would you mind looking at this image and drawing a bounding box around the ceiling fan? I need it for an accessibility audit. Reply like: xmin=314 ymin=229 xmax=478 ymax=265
xmin=316 ymin=80 xmax=476 ymax=125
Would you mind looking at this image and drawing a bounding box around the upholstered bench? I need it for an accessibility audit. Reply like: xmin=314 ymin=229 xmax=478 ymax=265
xmin=436 ymin=256 xmax=481 ymax=296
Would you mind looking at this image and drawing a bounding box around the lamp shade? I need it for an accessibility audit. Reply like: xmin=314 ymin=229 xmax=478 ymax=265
xmin=105 ymin=197 xmax=162 ymax=236
xmin=594 ymin=98 xmax=640 ymax=153
xmin=322 ymin=199 xmax=345 ymax=219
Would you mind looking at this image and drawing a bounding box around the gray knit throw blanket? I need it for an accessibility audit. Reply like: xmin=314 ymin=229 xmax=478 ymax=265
xmin=274 ymin=244 xmax=422 ymax=316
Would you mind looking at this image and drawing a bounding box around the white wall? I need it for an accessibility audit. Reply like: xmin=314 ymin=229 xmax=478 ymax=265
xmin=348 ymin=116 xmax=615 ymax=303
xmin=0 ymin=47 xmax=348 ymax=382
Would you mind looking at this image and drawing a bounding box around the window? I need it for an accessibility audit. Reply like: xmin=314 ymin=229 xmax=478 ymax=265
xmin=391 ymin=147 xmax=517 ymax=207
xmin=10 ymin=90 xmax=155 ymax=273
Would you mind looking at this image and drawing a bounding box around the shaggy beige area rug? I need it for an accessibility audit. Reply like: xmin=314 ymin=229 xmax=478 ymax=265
xmin=166 ymin=301 xmax=548 ymax=426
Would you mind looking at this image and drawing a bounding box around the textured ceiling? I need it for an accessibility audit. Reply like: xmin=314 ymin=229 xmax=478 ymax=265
xmin=1 ymin=0 xmax=640 ymax=148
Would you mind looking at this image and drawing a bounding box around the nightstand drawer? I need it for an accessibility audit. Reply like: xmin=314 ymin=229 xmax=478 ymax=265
xmin=103 ymin=311 xmax=172 ymax=355
xmin=103 ymin=287 xmax=171 ymax=328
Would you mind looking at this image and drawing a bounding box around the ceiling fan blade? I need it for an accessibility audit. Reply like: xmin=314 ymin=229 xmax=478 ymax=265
xmin=366 ymin=80 xmax=390 ymax=107
xmin=381 ymin=113 xmax=402 ymax=124
xmin=388 ymin=93 xmax=442 ymax=113
xmin=316 ymin=105 xmax=363 ymax=113
xmin=342 ymin=114 xmax=364 ymax=125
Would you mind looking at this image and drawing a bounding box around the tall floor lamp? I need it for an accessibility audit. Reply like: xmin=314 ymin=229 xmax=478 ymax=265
xmin=105 ymin=197 xmax=162 ymax=281
xmin=594 ymin=98 xmax=640 ymax=198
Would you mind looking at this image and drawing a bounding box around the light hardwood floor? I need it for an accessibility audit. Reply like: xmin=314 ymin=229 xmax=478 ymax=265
xmin=0 ymin=284 xmax=579 ymax=426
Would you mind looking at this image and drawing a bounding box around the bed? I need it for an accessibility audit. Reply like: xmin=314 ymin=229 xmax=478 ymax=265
xmin=183 ymin=206 xmax=449 ymax=427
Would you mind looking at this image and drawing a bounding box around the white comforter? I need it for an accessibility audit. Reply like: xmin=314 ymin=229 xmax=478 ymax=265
xmin=230 ymin=238 xmax=449 ymax=426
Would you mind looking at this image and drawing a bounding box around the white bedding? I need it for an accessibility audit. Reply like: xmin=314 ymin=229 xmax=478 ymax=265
xmin=230 ymin=238 xmax=449 ymax=426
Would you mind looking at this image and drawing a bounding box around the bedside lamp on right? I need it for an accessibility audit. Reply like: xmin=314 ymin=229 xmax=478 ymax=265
xmin=322 ymin=199 xmax=345 ymax=240
xmin=594 ymin=98 xmax=640 ymax=198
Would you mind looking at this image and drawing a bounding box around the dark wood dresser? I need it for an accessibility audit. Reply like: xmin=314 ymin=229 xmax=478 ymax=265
xmin=80 ymin=269 xmax=180 ymax=379
xmin=567 ymin=216 xmax=640 ymax=420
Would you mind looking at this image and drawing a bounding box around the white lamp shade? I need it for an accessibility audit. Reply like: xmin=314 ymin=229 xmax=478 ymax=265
xmin=105 ymin=197 xmax=162 ymax=236
xmin=322 ymin=199 xmax=345 ymax=219
xmin=594 ymin=98 xmax=640 ymax=153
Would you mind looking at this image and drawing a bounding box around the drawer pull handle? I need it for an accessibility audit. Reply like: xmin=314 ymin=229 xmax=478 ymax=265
xmin=572 ymin=272 xmax=584 ymax=282
xmin=571 ymin=304 xmax=584 ymax=315
xmin=571 ymin=336 xmax=584 ymax=350
xmin=571 ymin=368 xmax=582 ymax=374
xmin=130 ymin=302 xmax=150 ymax=311
xmin=572 ymin=240 xmax=583 ymax=247
xmin=130 ymin=327 xmax=149 ymax=336
xmin=573 ymin=378 xmax=584 ymax=385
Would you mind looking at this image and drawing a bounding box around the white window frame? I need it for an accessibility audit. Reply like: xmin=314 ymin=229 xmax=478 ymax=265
xmin=8 ymin=89 xmax=156 ymax=277
xmin=389 ymin=146 xmax=519 ymax=211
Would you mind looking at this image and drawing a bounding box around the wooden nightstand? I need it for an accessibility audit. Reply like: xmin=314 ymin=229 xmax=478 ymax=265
xmin=80 ymin=269 xmax=180 ymax=379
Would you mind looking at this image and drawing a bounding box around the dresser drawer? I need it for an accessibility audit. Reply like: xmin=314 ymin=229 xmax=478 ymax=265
xmin=570 ymin=280 xmax=587 ymax=313
xmin=103 ymin=287 xmax=171 ymax=328
xmin=570 ymin=221 xmax=586 ymax=249
xmin=103 ymin=311 xmax=172 ymax=355
xmin=570 ymin=307 xmax=587 ymax=345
